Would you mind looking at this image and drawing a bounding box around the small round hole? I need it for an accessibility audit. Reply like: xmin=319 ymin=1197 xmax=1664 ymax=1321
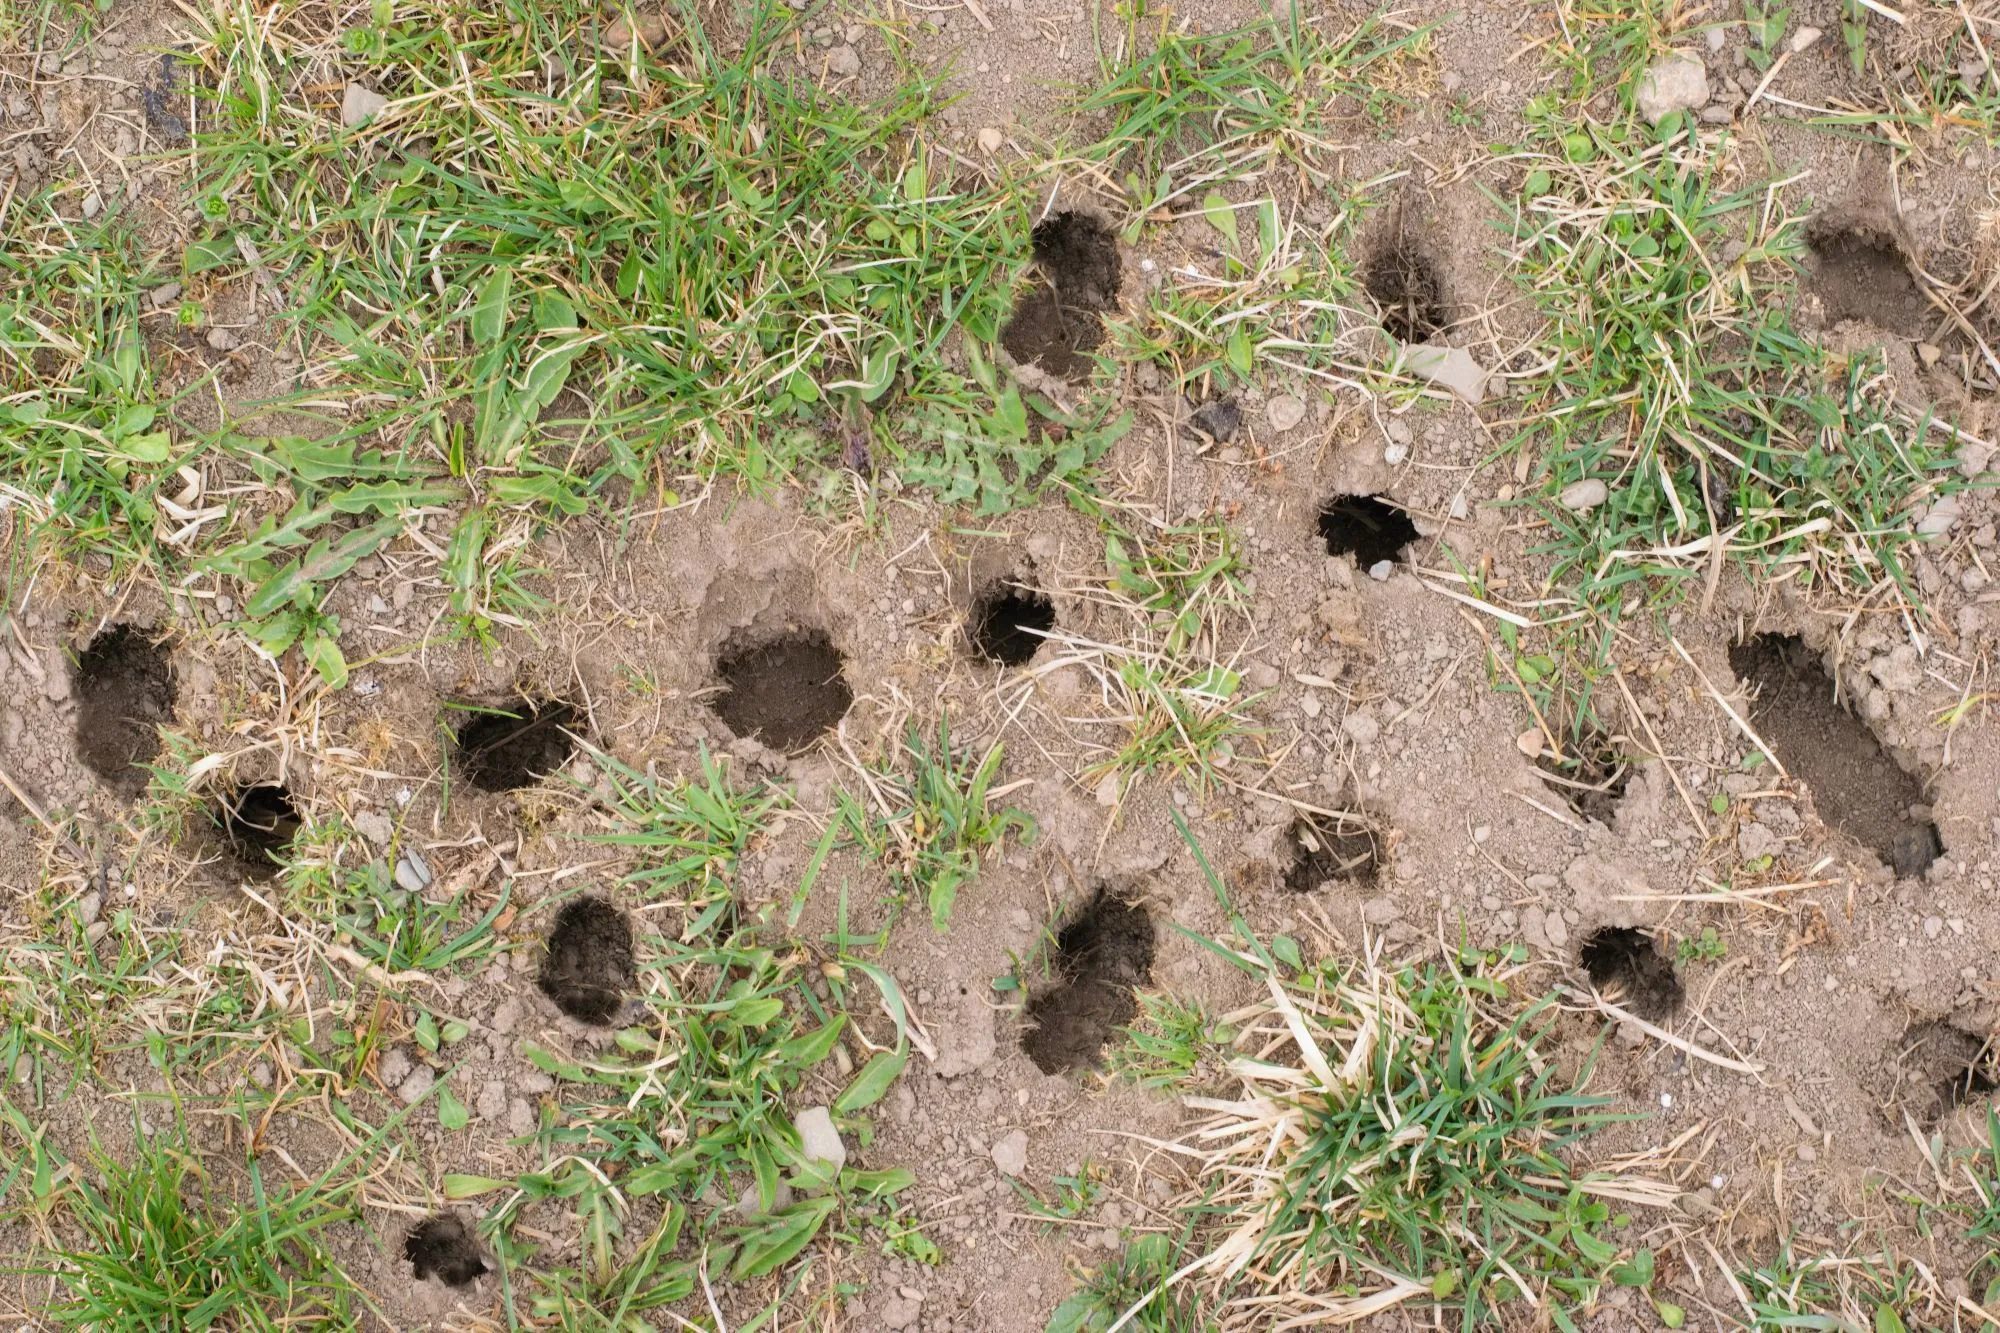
xmin=970 ymin=586 xmax=1056 ymax=666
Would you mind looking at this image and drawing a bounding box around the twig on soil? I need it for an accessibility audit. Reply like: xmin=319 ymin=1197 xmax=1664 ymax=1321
xmin=1455 ymin=607 xmax=1564 ymax=761
xmin=1669 ymin=635 xmax=1787 ymax=778
xmin=1559 ymin=984 xmax=1763 ymax=1075
xmin=0 ymin=760 xmax=92 ymax=867
xmin=1506 ymin=789 xmax=1587 ymax=831
xmin=1611 ymin=665 xmax=1709 ymax=838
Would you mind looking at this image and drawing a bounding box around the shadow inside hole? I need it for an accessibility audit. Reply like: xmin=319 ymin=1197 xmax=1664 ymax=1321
xmin=1021 ymin=891 xmax=1154 ymax=1074
xmin=970 ymin=585 xmax=1056 ymax=666
xmin=454 ymin=699 xmax=579 ymax=792
xmin=1728 ymin=633 xmax=1940 ymax=877
xmin=73 ymin=624 xmax=177 ymax=790
xmin=1578 ymin=925 xmax=1682 ymax=1020
xmin=1000 ymin=212 xmax=1121 ymax=382
xmin=1283 ymin=814 xmax=1379 ymax=891
xmin=218 ymin=782 xmax=300 ymax=875
xmin=1805 ymin=212 xmax=1932 ymax=340
xmin=1535 ymin=732 xmax=1631 ymax=825
xmin=1363 ymin=242 xmax=1446 ymax=344
xmin=1899 ymin=1021 xmax=2000 ymax=1126
xmin=714 ymin=629 xmax=852 ymax=752
xmin=404 ymin=1214 xmax=487 ymax=1287
xmin=539 ymin=896 xmax=636 ymax=1025
xmin=1317 ymin=495 xmax=1419 ymax=567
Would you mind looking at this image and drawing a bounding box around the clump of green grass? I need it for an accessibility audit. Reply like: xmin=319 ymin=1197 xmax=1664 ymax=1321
xmin=1047 ymin=1231 xmax=1212 ymax=1333
xmin=1105 ymin=991 xmax=1232 ymax=1091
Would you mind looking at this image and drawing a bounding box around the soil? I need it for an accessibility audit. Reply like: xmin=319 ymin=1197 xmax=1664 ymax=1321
xmin=1020 ymin=891 xmax=1156 ymax=1074
xmin=969 ymin=585 xmax=1056 ymax=666
xmin=538 ymin=897 xmax=637 ymax=1025
xmin=1316 ymin=494 xmax=1420 ymax=566
xmin=1364 ymin=230 xmax=1449 ymax=345
xmin=403 ymin=1214 xmax=488 ymax=1288
xmin=1578 ymin=926 xmax=1684 ymax=1021
xmin=713 ymin=628 xmax=854 ymax=751
xmin=1282 ymin=812 xmax=1380 ymax=892
xmin=1729 ymin=634 xmax=1941 ymax=875
xmin=453 ymin=699 xmax=582 ymax=792
xmin=71 ymin=623 xmax=175 ymax=792
xmin=217 ymin=781 xmax=300 ymax=875
xmin=1805 ymin=206 xmax=1936 ymax=341
xmin=999 ymin=211 xmax=1123 ymax=381
xmin=1536 ymin=731 xmax=1633 ymax=826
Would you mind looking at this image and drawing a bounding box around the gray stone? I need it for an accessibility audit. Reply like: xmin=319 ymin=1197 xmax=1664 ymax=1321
xmin=1341 ymin=711 xmax=1380 ymax=746
xmin=489 ymin=997 xmax=521 ymax=1035
xmin=477 ymin=1079 xmax=507 ymax=1121
xmin=1737 ymin=822 xmax=1780 ymax=862
xmin=991 ymin=1128 xmax=1028 ymax=1177
xmin=1636 ymin=52 xmax=1710 ymax=125
xmin=394 ymin=852 xmax=433 ymax=893
xmin=796 ymin=1105 xmax=847 ymax=1173
xmin=379 ymin=1046 xmax=411 ymax=1088
xmin=1560 ymin=478 xmax=1609 ymax=511
xmin=507 ymin=1097 xmax=535 ymax=1135
xmin=1545 ymin=911 xmax=1570 ymax=948
xmin=148 ymin=282 xmax=182 ymax=309
xmin=397 ymin=1063 xmax=435 ymax=1105
xmin=1360 ymin=897 xmax=1401 ymax=926
xmin=353 ymin=810 xmax=394 ymax=845
xmin=1399 ymin=342 xmax=1487 ymax=404
xmin=1265 ymin=393 xmax=1307 ymax=432
xmin=341 ymin=83 xmax=390 ymax=128
xmin=826 ymin=44 xmax=861 ymax=76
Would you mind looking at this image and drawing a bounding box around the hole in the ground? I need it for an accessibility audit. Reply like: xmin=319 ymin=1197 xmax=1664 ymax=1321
xmin=1021 ymin=891 xmax=1154 ymax=1074
xmin=1283 ymin=813 xmax=1379 ymax=891
xmin=404 ymin=1214 xmax=487 ymax=1287
xmin=217 ymin=782 xmax=300 ymax=875
xmin=713 ymin=629 xmax=852 ymax=751
xmin=73 ymin=624 xmax=177 ymax=790
xmin=999 ymin=212 xmax=1122 ymax=383
xmin=1579 ymin=926 xmax=1682 ymax=1020
xmin=1806 ymin=212 xmax=1932 ymax=339
xmin=1898 ymin=1021 xmax=2000 ymax=1125
xmin=539 ymin=896 xmax=636 ymax=1025
xmin=1535 ymin=731 xmax=1632 ymax=825
xmin=1317 ymin=494 xmax=1420 ymax=567
xmin=1728 ymin=634 xmax=1940 ymax=876
xmin=454 ymin=698 xmax=579 ymax=792
xmin=1364 ymin=240 xmax=1447 ymax=344
xmin=969 ymin=584 xmax=1056 ymax=666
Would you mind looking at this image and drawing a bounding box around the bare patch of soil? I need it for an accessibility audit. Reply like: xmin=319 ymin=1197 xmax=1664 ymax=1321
xmin=714 ymin=629 xmax=852 ymax=751
xmin=999 ymin=212 xmax=1121 ymax=382
xmin=1317 ymin=494 xmax=1419 ymax=567
xmin=539 ymin=897 xmax=636 ymax=1025
xmin=403 ymin=1214 xmax=486 ymax=1287
xmin=1728 ymin=634 xmax=1940 ymax=875
xmin=72 ymin=624 xmax=176 ymax=791
xmin=1806 ymin=210 xmax=1932 ymax=339
xmin=1282 ymin=813 xmax=1379 ymax=891
xmin=969 ymin=584 xmax=1055 ymax=666
xmin=1021 ymin=891 xmax=1154 ymax=1074
xmin=453 ymin=699 xmax=580 ymax=792
xmin=1579 ymin=926 xmax=1682 ymax=1019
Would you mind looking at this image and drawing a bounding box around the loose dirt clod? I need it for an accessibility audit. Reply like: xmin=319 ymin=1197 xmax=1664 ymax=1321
xmin=1283 ymin=813 xmax=1379 ymax=891
xmin=404 ymin=1214 xmax=486 ymax=1287
xmin=1806 ymin=211 xmax=1933 ymax=339
xmin=1728 ymin=634 xmax=1940 ymax=876
xmin=73 ymin=624 xmax=177 ymax=791
xmin=218 ymin=782 xmax=300 ymax=875
xmin=969 ymin=585 xmax=1055 ymax=666
xmin=1535 ymin=730 xmax=1631 ymax=825
xmin=539 ymin=896 xmax=636 ymax=1025
xmin=714 ymin=629 xmax=852 ymax=751
xmin=1000 ymin=211 xmax=1122 ymax=382
xmin=1578 ymin=926 xmax=1682 ymax=1020
xmin=1022 ymin=891 xmax=1154 ymax=1073
xmin=1364 ymin=239 xmax=1446 ymax=344
xmin=454 ymin=699 xmax=580 ymax=792
xmin=1317 ymin=495 xmax=1419 ymax=566
xmin=1895 ymin=1020 xmax=1999 ymax=1125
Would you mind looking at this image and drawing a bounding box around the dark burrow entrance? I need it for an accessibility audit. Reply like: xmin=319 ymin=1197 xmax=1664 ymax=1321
xmin=1363 ymin=238 xmax=1447 ymax=344
xmin=1805 ymin=212 xmax=1932 ymax=340
xmin=1021 ymin=891 xmax=1154 ymax=1074
xmin=1317 ymin=494 xmax=1420 ymax=567
xmin=1535 ymin=730 xmax=1631 ymax=825
xmin=969 ymin=584 xmax=1056 ymax=666
xmin=1000 ymin=211 xmax=1122 ymax=382
xmin=1896 ymin=1020 xmax=1999 ymax=1126
xmin=713 ymin=628 xmax=852 ymax=751
xmin=73 ymin=624 xmax=177 ymax=790
xmin=539 ymin=896 xmax=636 ymax=1024
xmin=216 ymin=782 xmax=300 ymax=875
xmin=1283 ymin=813 xmax=1379 ymax=891
xmin=453 ymin=698 xmax=579 ymax=792
xmin=1728 ymin=634 xmax=1941 ymax=878
xmin=404 ymin=1214 xmax=487 ymax=1287
xmin=1579 ymin=926 xmax=1683 ymax=1020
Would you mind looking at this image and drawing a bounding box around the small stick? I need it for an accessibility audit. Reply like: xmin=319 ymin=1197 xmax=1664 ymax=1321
xmin=1560 ymin=985 xmax=1763 ymax=1075
xmin=1506 ymin=788 xmax=1587 ymax=831
xmin=1612 ymin=666 xmax=1709 ymax=837
xmin=1456 ymin=607 xmax=1565 ymax=761
xmin=0 ymin=760 xmax=91 ymax=866
xmin=1668 ymin=635 xmax=1787 ymax=779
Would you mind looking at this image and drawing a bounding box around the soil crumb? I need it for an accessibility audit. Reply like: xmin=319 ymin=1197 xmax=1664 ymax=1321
xmin=1364 ymin=239 xmax=1446 ymax=344
xmin=1000 ymin=212 xmax=1121 ymax=382
xmin=1897 ymin=1021 xmax=1999 ymax=1125
xmin=1806 ymin=211 xmax=1932 ymax=338
xmin=539 ymin=897 xmax=637 ymax=1025
xmin=1022 ymin=891 xmax=1154 ymax=1073
xmin=1317 ymin=494 xmax=1419 ymax=567
xmin=454 ymin=699 xmax=579 ymax=792
xmin=1728 ymin=634 xmax=1939 ymax=875
xmin=404 ymin=1214 xmax=487 ymax=1287
xmin=1579 ymin=926 xmax=1682 ymax=1020
xmin=1283 ymin=813 xmax=1378 ymax=891
xmin=969 ymin=584 xmax=1055 ymax=665
xmin=218 ymin=782 xmax=300 ymax=875
xmin=73 ymin=624 xmax=177 ymax=790
xmin=1536 ymin=730 xmax=1631 ymax=825
xmin=714 ymin=629 xmax=852 ymax=750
